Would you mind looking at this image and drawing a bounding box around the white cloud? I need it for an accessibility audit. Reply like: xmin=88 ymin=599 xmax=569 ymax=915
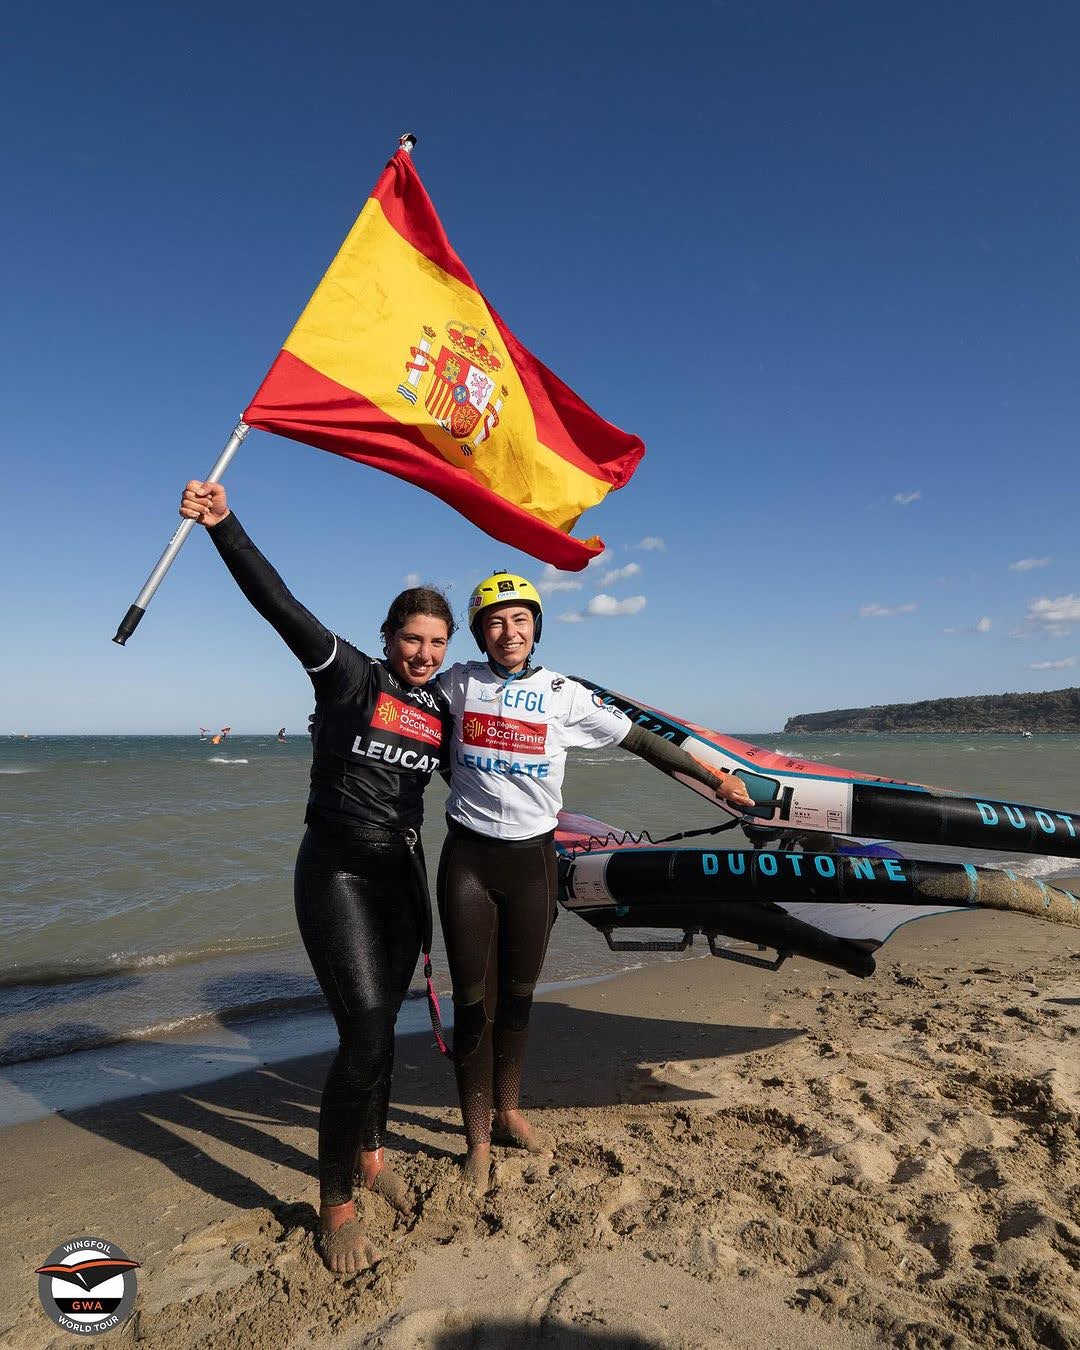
xmin=1025 ymin=594 xmax=1080 ymax=637
xmin=857 ymin=601 xmax=918 ymax=619
xmin=585 ymin=549 xmax=613 ymax=572
xmin=634 ymin=536 xmax=666 ymax=552
xmin=558 ymin=586 xmax=649 ymax=621
xmin=945 ymin=615 xmax=992 ymax=635
xmin=536 ymin=563 xmax=582 ymax=594
xmin=586 ymin=593 xmax=647 ymax=617
xmin=598 ymin=562 xmax=641 ymax=587
xmin=893 ymin=490 xmax=922 ymax=506
xmin=402 ymin=572 xmax=422 ymax=587
xmin=1028 ymin=657 xmax=1076 ymax=670
xmin=1010 ymin=556 xmax=1051 ymax=573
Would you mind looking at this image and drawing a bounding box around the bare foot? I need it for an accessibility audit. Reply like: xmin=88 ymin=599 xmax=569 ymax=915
xmin=462 ymin=1144 xmax=491 ymax=1197
xmin=368 ymin=1166 xmax=414 ymax=1216
xmin=492 ymin=1109 xmax=553 ymax=1154
xmin=318 ymin=1201 xmax=381 ymax=1276
xmin=356 ymin=1148 xmax=414 ymax=1217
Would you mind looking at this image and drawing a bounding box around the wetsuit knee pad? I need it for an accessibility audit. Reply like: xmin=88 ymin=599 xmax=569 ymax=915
xmin=495 ymin=991 xmax=534 ymax=1033
xmin=335 ymin=1006 xmax=395 ymax=1091
xmin=452 ymin=998 xmax=490 ymax=1062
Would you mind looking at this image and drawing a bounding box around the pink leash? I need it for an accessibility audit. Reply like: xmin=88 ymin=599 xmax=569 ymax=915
xmin=405 ymin=828 xmax=451 ymax=1058
xmin=423 ymin=954 xmax=450 ymax=1057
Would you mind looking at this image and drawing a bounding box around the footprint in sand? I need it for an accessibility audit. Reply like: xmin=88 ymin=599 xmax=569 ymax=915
xmin=954 ymin=1147 xmax=1007 ymax=1190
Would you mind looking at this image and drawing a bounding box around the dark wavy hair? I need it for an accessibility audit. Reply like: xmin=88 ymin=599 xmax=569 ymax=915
xmin=379 ymin=586 xmax=456 ymax=654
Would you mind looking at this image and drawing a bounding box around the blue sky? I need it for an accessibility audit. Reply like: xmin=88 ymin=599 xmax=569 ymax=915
xmin=1 ymin=1 xmax=1077 ymax=733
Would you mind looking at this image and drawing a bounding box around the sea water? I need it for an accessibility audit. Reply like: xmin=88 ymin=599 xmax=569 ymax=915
xmin=2 ymin=731 xmax=1078 ymax=1095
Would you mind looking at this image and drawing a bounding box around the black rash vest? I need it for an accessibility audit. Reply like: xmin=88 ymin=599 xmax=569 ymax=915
xmin=207 ymin=512 xmax=450 ymax=830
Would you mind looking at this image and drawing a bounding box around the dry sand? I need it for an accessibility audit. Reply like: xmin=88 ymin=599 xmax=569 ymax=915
xmin=1 ymin=906 xmax=1077 ymax=1349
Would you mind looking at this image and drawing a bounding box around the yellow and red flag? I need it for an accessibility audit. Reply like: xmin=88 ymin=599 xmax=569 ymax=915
xmin=243 ymin=149 xmax=643 ymax=570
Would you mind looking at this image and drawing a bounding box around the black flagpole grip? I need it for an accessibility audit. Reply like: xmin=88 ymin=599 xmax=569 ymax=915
xmin=112 ymin=604 xmax=146 ymax=646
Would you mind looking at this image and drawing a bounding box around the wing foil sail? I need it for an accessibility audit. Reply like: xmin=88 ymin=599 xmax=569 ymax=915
xmin=576 ymin=680 xmax=1080 ymax=858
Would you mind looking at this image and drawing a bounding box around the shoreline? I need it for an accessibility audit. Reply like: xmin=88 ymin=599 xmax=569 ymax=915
xmin=4 ymin=908 xmax=1077 ymax=1348
xmin=4 ymin=871 xmax=1079 ymax=1128
xmin=0 ymin=964 xmax=644 ymax=1129
xmin=783 ymin=728 xmax=1080 ymax=736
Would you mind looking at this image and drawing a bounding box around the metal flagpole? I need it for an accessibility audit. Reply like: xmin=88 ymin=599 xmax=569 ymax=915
xmin=112 ymin=131 xmax=418 ymax=648
xmin=111 ymin=419 xmax=250 ymax=644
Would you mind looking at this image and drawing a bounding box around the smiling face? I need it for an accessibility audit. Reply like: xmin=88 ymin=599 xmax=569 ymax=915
xmin=385 ymin=613 xmax=450 ymax=686
xmin=479 ymin=602 xmax=536 ymax=673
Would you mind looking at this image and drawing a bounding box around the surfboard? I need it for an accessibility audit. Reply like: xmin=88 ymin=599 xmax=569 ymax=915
xmin=576 ymin=679 xmax=1080 ymax=859
xmin=555 ymin=810 xmax=1080 ymax=978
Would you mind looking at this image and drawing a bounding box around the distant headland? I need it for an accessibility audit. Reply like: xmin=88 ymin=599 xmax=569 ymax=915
xmin=784 ymin=686 xmax=1080 ymax=734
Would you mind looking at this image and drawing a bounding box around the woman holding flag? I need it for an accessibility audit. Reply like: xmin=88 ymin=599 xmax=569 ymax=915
xmin=436 ymin=571 xmax=754 ymax=1194
xmin=179 ymin=479 xmax=454 ymax=1275
xmin=159 ymin=142 xmax=677 ymax=1236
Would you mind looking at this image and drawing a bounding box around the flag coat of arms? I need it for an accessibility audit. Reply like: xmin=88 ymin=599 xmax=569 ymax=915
xmin=243 ymin=148 xmax=644 ymax=570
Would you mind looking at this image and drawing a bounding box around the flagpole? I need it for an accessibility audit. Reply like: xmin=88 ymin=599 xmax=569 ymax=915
xmin=111 ymin=419 xmax=250 ymax=645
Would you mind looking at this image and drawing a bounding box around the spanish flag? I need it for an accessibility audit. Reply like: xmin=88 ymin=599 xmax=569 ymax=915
xmin=243 ymin=149 xmax=644 ymax=570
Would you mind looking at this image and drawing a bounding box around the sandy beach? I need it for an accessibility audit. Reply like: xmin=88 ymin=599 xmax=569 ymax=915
xmin=2 ymin=904 xmax=1077 ymax=1350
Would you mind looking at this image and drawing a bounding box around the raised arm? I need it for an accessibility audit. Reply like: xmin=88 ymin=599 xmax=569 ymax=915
xmin=620 ymin=723 xmax=754 ymax=809
xmin=180 ymin=481 xmax=335 ymax=671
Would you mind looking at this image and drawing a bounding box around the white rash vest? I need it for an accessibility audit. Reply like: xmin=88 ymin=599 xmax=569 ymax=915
xmin=438 ymin=662 xmax=632 ymax=840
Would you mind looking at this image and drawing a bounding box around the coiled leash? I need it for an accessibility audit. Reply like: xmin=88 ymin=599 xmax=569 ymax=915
xmin=403 ymin=828 xmax=450 ymax=1057
xmin=567 ymin=797 xmax=787 ymax=855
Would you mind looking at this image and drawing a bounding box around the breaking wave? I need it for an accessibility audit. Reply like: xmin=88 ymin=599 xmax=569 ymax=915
xmin=0 ymin=935 xmax=296 ymax=992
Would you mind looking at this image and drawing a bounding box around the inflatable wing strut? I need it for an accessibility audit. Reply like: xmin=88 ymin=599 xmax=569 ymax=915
xmin=555 ymin=811 xmax=1080 ymax=979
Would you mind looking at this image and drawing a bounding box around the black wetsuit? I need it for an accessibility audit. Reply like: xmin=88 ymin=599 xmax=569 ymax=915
xmin=435 ymin=658 xmax=727 ymax=1148
xmin=207 ymin=513 xmax=449 ymax=1205
xmin=436 ymin=821 xmax=558 ymax=1144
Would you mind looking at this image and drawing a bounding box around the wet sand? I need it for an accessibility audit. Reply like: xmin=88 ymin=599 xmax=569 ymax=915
xmin=2 ymin=908 xmax=1077 ymax=1349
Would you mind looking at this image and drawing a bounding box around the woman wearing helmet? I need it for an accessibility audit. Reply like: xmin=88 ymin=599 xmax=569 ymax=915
xmin=179 ymin=480 xmax=454 ymax=1275
xmin=436 ymin=570 xmax=753 ymax=1193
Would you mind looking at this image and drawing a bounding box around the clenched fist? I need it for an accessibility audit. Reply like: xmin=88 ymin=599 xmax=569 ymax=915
xmin=180 ymin=481 xmax=230 ymax=528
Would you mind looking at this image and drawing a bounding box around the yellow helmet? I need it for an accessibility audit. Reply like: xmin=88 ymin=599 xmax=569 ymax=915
xmin=467 ymin=570 xmax=543 ymax=651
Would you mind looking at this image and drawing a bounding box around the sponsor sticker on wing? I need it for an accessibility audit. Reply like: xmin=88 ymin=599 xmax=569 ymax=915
xmin=563 ymin=853 xmax=614 ymax=907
